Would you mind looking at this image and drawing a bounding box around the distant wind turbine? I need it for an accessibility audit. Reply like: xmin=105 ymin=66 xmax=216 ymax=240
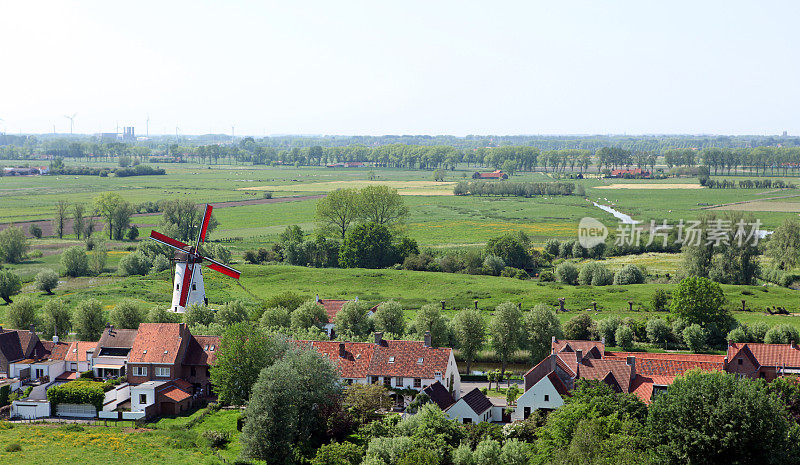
xmin=146 ymin=114 xmax=150 ymax=137
xmin=64 ymin=113 xmax=77 ymax=135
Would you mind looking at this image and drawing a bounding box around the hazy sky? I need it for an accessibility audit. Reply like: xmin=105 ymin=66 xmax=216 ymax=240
xmin=1 ymin=1 xmax=798 ymax=136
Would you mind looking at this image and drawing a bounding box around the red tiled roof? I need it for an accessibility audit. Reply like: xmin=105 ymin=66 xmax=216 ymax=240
xmin=547 ymin=371 xmax=571 ymax=397
xmin=56 ymin=371 xmax=78 ymax=381
xmin=368 ymin=339 xmax=451 ymax=379
xmin=318 ymin=299 xmax=349 ymax=322
xmin=572 ymin=358 xmax=635 ymax=393
xmin=301 ymin=340 xmax=375 ymax=379
xmin=605 ymin=352 xmax=725 ymax=377
xmin=65 ymin=342 xmax=96 ymax=363
xmin=47 ymin=342 xmax=71 ymax=361
xmin=172 ymin=378 xmax=193 ymax=391
xmin=183 ymin=335 xmax=220 ymax=366
xmin=160 ymin=385 xmax=191 ymax=402
xmin=727 ymin=343 xmax=800 ymax=367
xmin=129 ymin=323 xmax=187 ymax=365
xmin=553 ymin=339 xmax=605 ymax=359
xmin=630 ymin=375 xmax=675 ymax=404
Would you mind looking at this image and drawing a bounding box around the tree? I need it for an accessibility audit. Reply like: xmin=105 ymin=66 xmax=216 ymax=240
xmin=334 ymin=301 xmax=372 ymax=337
xmin=0 ymin=269 xmax=22 ymax=304
xmin=683 ymin=324 xmax=707 ymax=352
xmin=311 ymin=442 xmax=364 ymax=465
xmin=72 ymin=203 xmax=85 ymax=239
xmin=555 ymin=262 xmax=578 ymax=285
xmin=290 ymin=301 xmax=329 ymax=330
xmin=211 ymin=323 xmax=289 ymax=406
xmin=372 ymin=300 xmax=406 ymax=336
xmin=648 ymin=371 xmax=800 ymax=464
xmin=0 ymin=226 xmax=28 ymax=263
xmin=61 ymin=245 xmax=89 ymax=277
xmin=411 ymin=303 xmax=449 ymax=347
xmin=489 ymin=302 xmax=523 ymax=378
xmin=126 ymin=225 xmax=139 ymax=241
xmin=241 ymin=348 xmax=341 ymax=463
xmin=615 ymin=325 xmax=634 ymax=350
xmin=646 ymin=318 xmax=670 ymax=347
xmin=94 ymin=192 xmax=132 ymax=240
xmin=485 ymin=233 xmax=532 ymax=270
xmin=110 ymin=299 xmax=145 ymax=329
xmin=28 ymin=224 xmax=42 ymax=239
xmin=451 ymin=308 xmax=486 ymax=374
xmin=53 ymin=200 xmax=70 ymax=239
xmin=73 ymin=299 xmax=107 ymax=341
xmin=358 ymin=185 xmax=409 ymax=226
xmin=432 ymin=169 xmax=446 ymax=182
xmin=147 ymin=306 xmax=181 ymax=323
xmin=564 ymin=313 xmax=596 ymax=340
xmin=523 ymin=304 xmax=563 ymax=365
xmin=41 ymin=299 xmax=71 ymax=339
xmin=339 ymin=222 xmax=394 ymax=269
xmin=764 ymin=324 xmax=800 ymax=345
xmin=6 ymin=297 xmax=36 ymax=329
xmin=343 ymin=383 xmax=392 ymax=424
xmin=651 ymin=289 xmax=670 ymax=311
xmin=215 ymin=300 xmax=248 ymax=327
xmin=669 ymin=276 xmax=728 ymax=328
xmin=316 ymin=188 xmax=361 ymax=239
xmin=260 ymin=306 xmax=291 ymax=329
xmin=159 ymin=199 xmax=218 ymax=242
xmin=613 ymin=264 xmax=645 ymax=285
xmin=34 ymin=269 xmax=59 ymax=294
xmin=597 ymin=317 xmax=621 ymax=346
xmin=184 ymin=303 xmax=215 ymax=327
xmin=766 ymin=219 xmax=800 ymax=270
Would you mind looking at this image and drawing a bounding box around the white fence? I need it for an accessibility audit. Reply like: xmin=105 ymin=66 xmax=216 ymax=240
xmin=56 ymin=403 xmax=97 ymax=418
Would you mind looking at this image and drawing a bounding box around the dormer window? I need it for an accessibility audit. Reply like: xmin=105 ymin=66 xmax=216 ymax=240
xmin=143 ymin=350 xmax=147 ymax=354
xmin=204 ymin=345 xmax=209 ymax=350
xmin=210 ymin=346 xmax=215 ymax=351
xmin=388 ymin=356 xmax=395 ymax=363
xmin=417 ymin=357 xmax=424 ymax=365
xmin=164 ymin=350 xmax=168 ymax=354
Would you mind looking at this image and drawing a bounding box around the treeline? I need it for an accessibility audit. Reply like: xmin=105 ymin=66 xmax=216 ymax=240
xmin=49 ymin=158 xmax=165 ymax=177
xmin=701 ymin=178 xmax=796 ymax=189
xmin=453 ymin=181 xmax=576 ymax=197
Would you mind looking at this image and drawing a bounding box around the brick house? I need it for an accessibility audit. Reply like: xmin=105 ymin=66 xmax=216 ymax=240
xmin=725 ymin=341 xmax=800 ymax=381
xmin=472 ymin=170 xmax=508 ymax=180
xmin=0 ymin=326 xmax=49 ymax=378
xmin=92 ymin=326 xmax=138 ymax=378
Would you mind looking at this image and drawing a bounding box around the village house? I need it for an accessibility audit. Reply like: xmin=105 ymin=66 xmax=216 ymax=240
xmin=302 ymin=331 xmax=461 ymax=408
xmin=472 ymin=170 xmax=508 ymax=180
xmin=513 ymin=338 xmax=726 ymax=421
xmin=92 ymin=326 xmax=137 ymax=378
xmin=315 ymin=296 xmax=377 ymax=338
xmin=725 ymin=341 xmax=800 ymax=380
xmin=424 ymin=381 xmax=502 ymax=424
xmin=609 ymin=168 xmax=651 ymax=178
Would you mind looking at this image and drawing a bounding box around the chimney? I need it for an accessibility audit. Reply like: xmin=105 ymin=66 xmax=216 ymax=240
xmin=551 ymin=336 xmax=557 ymax=354
xmin=338 ymin=342 xmax=346 ymax=358
xmin=575 ymin=349 xmax=583 ymax=363
xmin=53 ymin=335 xmax=59 ymax=344
xmin=108 ymin=324 xmax=115 ymax=334
xmin=374 ymin=331 xmax=383 ymax=345
xmin=626 ymin=356 xmax=636 ymax=379
xmin=424 ymin=331 xmax=432 ymax=348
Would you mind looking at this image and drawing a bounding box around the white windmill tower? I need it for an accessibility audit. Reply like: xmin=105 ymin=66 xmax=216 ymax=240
xmin=148 ymin=204 xmax=241 ymax=313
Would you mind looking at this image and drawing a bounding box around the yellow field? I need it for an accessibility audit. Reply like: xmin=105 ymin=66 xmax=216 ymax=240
xmin=712 ymin=200 xmax=800 ymax=212
xmin=595 ymin=183 xmax=704 ymax=190
xmin=240 ymin=180 xmax=456 ymax=195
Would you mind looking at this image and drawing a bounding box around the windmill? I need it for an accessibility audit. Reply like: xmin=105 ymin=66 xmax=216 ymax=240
xmin=147 ymin=204 xmax=241 ymax=313
xmin=64 ymin=113 xmax=77 ymax=135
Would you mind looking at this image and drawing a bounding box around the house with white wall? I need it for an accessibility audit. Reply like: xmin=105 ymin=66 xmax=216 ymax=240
xmin=444 ymin=388 xmax=498 ymax=424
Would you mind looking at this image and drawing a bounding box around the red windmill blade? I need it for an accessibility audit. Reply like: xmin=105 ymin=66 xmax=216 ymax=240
xmin=148 ymin=203 xmax=241 ymax=309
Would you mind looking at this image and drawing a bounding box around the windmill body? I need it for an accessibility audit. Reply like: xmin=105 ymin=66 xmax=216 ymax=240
xmin=148 ymin=204 xmax=241 ymax=314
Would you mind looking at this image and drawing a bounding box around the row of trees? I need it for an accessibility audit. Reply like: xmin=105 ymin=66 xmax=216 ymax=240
xmin=453 ymin=181 xmax=576 ymax=197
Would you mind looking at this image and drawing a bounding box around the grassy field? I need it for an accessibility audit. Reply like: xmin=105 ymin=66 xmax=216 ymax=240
xmin=0 ymin=409 xmax=242 ymax=464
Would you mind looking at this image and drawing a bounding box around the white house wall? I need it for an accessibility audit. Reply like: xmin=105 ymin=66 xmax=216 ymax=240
xmin=511 ymin=376 xmax=565 ymax=422
xmin=445 ymin=398 xmax=483 ymax=424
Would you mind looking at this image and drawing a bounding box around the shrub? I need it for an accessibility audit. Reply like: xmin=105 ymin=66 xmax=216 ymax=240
xmin=564 ymin=314 xmax=596 ymax=340
xmin=555 ymin=262 xmax=578 ymax=285
xmin=615 ymin=325 xmax=634 ymax=350
xmin=7 ymin=297 xmax=36 ymax=330
xmin=750 ymin=322 xmax=770 ymax=343
xmin=482 ymin=255 xmax=506 ymax=276
xmin=0 ymin=226 xmax=28 ymax=263
xmin=764 ymin=324 xmax=800 ymax=345
xmin=110 ymin=299 xmax=145 ymax=329
xmin=646 ymin=318 xmax=671 ymax=347
xmin=126 ymin=225 xmax=139 ymax=241
xmin=47 ymin=380 xmax=105 ymax=411
xmin=29 ymin=224 xmax=43 ymax=239
xmin=613 ymin=264 xmax=646 ymax=285
xmin=651 ymin=288 xmax=670 ymax=311
xmin=212 ymin=243 xmax=232 ymax=265
xmin=727 ymin=326 xmax=749 ymax=343
xmin=35 ymin=269 xmax=59 ymax=294
xmin=88 ymin=247 xmax=108 ymax=276
xmin=202 ymin=430 xmax=231 ymax=449
xmin=538 ymin=270 xmax=555 ymax=282
xmin=149 ymin=254 xmax=171 ymax=274
xmin=579 ymin=262 xmax=612 ymax=286
xmin=544 ymin=239 xmax=560 ymax=257
xmin=597 ymin=317 xmax=621 ymax=346
xmin=5 ymin=442 xmax=21 ymax=452
xmin=61 ymin=246 xmax=89 ymax=277
xmin=683 ymin=324 xmax=707 ymax=352
xmin=0 ymin=269 xmax=22 ymax=304
xmin=118 ymin=250 xmax=153 ymax=276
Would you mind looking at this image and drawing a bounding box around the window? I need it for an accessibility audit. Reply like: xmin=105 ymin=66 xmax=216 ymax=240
xmin=155 ymin=367 xmax=171 ymax=378
xmin=192 ymin=283 xmax=196 ymax=290
xmin=524 ymin=407 xmax=531 ymax=419
xmin=395 ymin=377 xmax=403 ymax=386
xmin=372 ymin=376 xmax=379 ymax=384
xmin=388 ymin=356 xmax=395 ymax=363
xmin=132 ymin=366 xmax=147 ymax=377
xmin=414 ymin=378 xmax=421 ymax=388
xmin=738 ymin=358 xmax=743 ymax=365
xmin=384 ymin=377 xmax=392 ymax=387
xmin=176 ymin=284 xmax=180 ymax=290
xmin=544 ymin=395 xmax=549 ymax=402
xmin=760 ymin=372 xmax=766 ymax=379
xmin=417 ymin=357 xmax=424 ymax=365
xmin=463 ymin=418 xmax=472 ymax=424
xmin=346 ymin=379 xmax=353 ymax=385
xmin=434 ymin=371 xmax=442 ymax=378
xmin=139 ymin=394 xmax=147 ymax=404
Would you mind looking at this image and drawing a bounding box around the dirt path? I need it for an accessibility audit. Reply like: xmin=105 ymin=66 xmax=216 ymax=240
xmin=0 ymin=194 xmax=325 ymax=238
xmin=698 ymin=192 xmax=800 ymax=210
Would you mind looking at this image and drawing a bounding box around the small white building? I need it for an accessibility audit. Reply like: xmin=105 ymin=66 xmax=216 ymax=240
xmin=444 ymin=388 xmax=499 ymax=424
xmin=511 ymin=371 xmax=568 ymax=421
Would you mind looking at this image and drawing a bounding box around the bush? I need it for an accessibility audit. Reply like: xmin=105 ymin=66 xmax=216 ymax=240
xmin=683 ymin=324 xmax=707 ymax=352
xmin=615 ymin=325 xmax=634 ymax=350
xmin=110 ymin=299 xmax=145 ymax=329
xmin=0 ymin=226 xmax=28 ymax=263
xmin=579 ymin=262 xmax=612 ymax=286
xmin=613 ymin=264 xmax=646 ymax=285
xmin=61 ymin=246 xmax=89 ymax=277
xmin=482 ymin=255 xmax=506 ymax=276
xmin=202 ymin=430 xmax=231 ymax=449
xmin=651 ymin=288 xmax=670 ymax=311
xmin=126 ymin=225 xmax=139 ymax=241
xmin=29 ymin=224 xmax=43 ymax=239
xmin=646 ymin=318 xmax=671 ymax=347
xmin=88 ymin=246 xmax=108 ymax=276
xmin=544 ymin=239 xmax=560 ymax=257
xmin=47 ymin=380 xmax=105 ymax=411
xmin=5 ymin=442 xmax=21 ymax=452
xmin=0 ymin=269 xmax=23 ymax=304
xmin=538 ymin=270 xmax=555 ymax=282
xmin=564 ymin=313 xmax=596 ymax=340
xmin=35 ymin=269 xmax=59 ymax=294
xmin=149 ymin=254 xmax=171 ymax=274
xmin=750 ymin=322 xmax=769 ymax=343
xmin=597 ymin=317 xmax=621 ymax=346
xmin=7 ymin=298 xmax=36 ymax=330
xmin=555 ymin=262 xmax=578 ymax=285
xmin=118 ymin=250 xmax=153 ymax=276
xmin=764 ymin=324 xmax=800 ymax=345
xmin=727 ymin=326 xmax=749 ymax=343
xmin=212 ymin=243 xmax=232 ymax=265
